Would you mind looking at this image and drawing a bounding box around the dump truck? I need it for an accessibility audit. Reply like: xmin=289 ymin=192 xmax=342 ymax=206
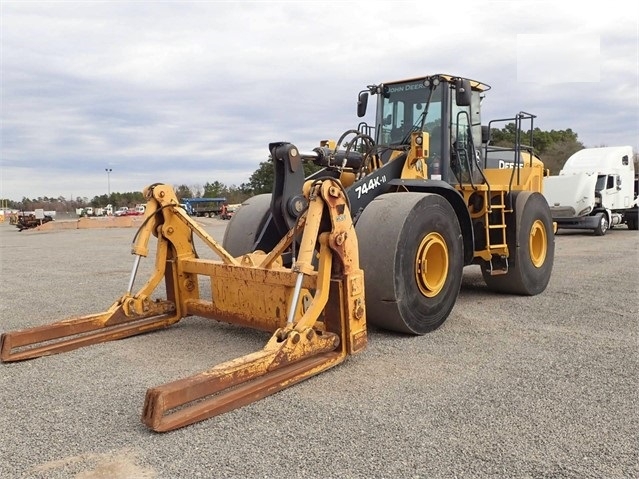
xmin=0 ymin=74 xmax=554 ymax=432
xmin=181 ymin=197 xmax=227 ymax=217
xmin=543 ymin=146 xmax=638 ymax=234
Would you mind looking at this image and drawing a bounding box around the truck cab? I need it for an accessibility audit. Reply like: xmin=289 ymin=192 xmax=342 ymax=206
xmin=543 ymin=146 xmax=637 ymax=234
xmin=595 ymin=172 xmax=628 ymax=211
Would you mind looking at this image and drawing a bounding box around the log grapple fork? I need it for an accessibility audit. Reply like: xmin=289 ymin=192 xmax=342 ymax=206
xmin=0 ymin=179 xmax=367 ymax=432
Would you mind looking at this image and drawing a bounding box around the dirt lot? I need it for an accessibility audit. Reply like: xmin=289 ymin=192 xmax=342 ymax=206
xmin=0 ymin=220 xmax=637 ymax=478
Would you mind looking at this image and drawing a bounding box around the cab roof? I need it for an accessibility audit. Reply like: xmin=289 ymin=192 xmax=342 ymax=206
xmin=383 ymin=74 xmax=491 ymax=92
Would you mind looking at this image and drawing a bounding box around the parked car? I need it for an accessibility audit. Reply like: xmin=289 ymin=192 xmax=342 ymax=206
xmin=123 ymin=204 xmax=146 ymax=216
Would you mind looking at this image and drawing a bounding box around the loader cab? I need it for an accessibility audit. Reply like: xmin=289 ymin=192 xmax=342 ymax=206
xmin=360 ymin=75 xmax=488 ymax=184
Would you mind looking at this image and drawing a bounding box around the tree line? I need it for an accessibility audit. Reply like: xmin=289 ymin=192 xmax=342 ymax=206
xmin=4 ymin=125 xmax=637 ymax=213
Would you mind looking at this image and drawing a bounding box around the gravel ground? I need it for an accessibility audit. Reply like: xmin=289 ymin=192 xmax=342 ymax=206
xmin=0 ymin=218 xmax=637 ymax=479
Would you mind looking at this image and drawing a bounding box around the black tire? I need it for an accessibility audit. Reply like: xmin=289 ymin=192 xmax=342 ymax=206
xmin=355 ymin=193 xmax=464 ymax=335
xmin=222 ymin=194 xmax=272 ymax=256
xmin=594 ymin=212 xmax=608 ymax=236
xmin=626 ymin=214 xmax=638 ymax=230
xmin=482 ymin=192 xmax=554 ymax=295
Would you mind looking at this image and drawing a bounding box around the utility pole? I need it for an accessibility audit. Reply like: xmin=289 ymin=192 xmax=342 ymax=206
xmin=105 ymin=168 xmax=112 ymax=197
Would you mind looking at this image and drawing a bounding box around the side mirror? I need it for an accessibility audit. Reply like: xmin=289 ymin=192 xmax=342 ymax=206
xmin=481 ymin=125 xmax=491 ymax=144
xmin=455 ymin=79 xmax=472 ymax=107
xmin=357 ymin=91 xmax=369 ymax=118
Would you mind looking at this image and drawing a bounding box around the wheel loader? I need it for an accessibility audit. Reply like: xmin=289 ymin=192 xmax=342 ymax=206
xmin=0 ymin=74 xmax=554 ymax=432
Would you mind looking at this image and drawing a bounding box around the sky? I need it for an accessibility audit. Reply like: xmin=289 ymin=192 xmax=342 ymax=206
xmin=1 ymin=1 xmax=638 ymax=202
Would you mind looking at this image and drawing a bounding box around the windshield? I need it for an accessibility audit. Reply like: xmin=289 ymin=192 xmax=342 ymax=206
xmin=377 ymin=79 xmax=443 ymax=148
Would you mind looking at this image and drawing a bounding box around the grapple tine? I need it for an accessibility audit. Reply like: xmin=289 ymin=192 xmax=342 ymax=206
xmin=0 ymin=301 xmax=178 ymax=362
xmin=142 ymin=329 xmax=344 ymax=432
xmin=144 ymin=352 xmax=344 ymax=432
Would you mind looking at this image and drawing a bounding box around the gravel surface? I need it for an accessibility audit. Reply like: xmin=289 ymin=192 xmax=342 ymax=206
xmin=0 ymin=219 xmax=637 ymax=479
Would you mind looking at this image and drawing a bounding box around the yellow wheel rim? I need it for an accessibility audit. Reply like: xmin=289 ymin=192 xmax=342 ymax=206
xmin=529 ymin=219 xmax=547 ymax=268
xmin=415 ymin=232 xmax=448 ymax=297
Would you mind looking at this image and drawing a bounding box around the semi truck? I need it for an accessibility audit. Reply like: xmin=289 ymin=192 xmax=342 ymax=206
xmin=543 ymin=146 xmax=638 ymax=234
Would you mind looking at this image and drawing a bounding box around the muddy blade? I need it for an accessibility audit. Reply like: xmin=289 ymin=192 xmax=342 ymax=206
xmin=0 ymin=303 xmax=178 ymax=362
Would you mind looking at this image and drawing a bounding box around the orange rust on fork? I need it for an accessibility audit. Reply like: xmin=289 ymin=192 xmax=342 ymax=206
xmin=142 ymin=328 xmax=343 ymax=432
xmin=0 ymin=302 xmax=179 ymax=362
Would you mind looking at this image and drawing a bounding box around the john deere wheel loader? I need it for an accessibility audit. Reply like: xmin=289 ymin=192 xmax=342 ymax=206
xmin=224 ymin=74 xmax=554 ymax=333
xmin=0 ymin=74 xmax=554 ymax=432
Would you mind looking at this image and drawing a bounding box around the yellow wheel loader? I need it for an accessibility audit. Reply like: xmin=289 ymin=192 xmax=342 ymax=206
xmin=0 ymin=74 xmax=554 ymax=432
xmin=224 ymin=74 xmax=554 ymax=332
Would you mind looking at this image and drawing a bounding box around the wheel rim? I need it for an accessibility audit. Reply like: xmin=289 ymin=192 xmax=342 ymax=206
xmin=415 ymin=232 xmax=448 ymax=297
xmin=600 ymin=216 xmax=608 ymax=233
xmin=529 ymin=219 xmax=547 ymax=268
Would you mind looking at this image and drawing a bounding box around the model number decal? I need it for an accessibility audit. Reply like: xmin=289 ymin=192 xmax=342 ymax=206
xmin=355 ymin=175 xmax=386 ymax=199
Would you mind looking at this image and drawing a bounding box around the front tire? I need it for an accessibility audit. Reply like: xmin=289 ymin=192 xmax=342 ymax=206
xmin=482 ymin=192 xmax=554 ymax=295
xmin=594 ymin=212 xmax=608 ymax=236
xmin=355 ymin=193 xmax=464 ymax=335
xmin=222 ymin=194 xmax=272 ymax=256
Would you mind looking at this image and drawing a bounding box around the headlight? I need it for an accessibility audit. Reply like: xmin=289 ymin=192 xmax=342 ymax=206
xmin=423 ymin=77 xmax=440 ymax=88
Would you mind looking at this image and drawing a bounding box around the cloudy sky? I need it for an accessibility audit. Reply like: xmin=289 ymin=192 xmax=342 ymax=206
xmin=1 ymin=1 xmax=638 ymax=201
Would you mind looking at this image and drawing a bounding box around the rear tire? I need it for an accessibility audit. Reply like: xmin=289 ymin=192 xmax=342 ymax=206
xmin=594 ymin=212 xmax=608 ymax=236
xmin=222 ymin=194 xmax=272 ymax=256
xmin=356 ymin=193 xmax=464 ymax=335
xmin=482 ymin=192 xmax=554 ymax=295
